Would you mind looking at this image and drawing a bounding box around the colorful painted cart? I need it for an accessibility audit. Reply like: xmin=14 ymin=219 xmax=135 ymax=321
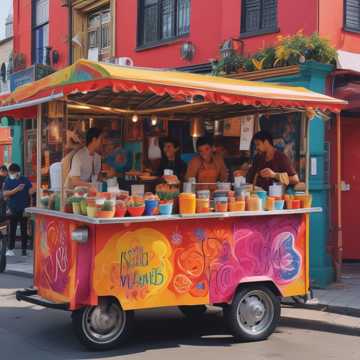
xmin=0 ymin=60 xmax=345 ymax=350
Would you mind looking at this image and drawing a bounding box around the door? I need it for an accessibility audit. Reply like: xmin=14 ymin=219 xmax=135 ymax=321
xmin=341 ymin=118 xmax=360 ymax=259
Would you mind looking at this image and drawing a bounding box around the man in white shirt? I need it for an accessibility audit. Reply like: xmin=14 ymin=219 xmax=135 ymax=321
xmin=69 ymin=127 xmax=103 ymax=192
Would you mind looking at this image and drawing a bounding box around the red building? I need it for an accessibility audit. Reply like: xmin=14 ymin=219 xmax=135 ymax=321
xmin=12 ymin=0 xmax=360 ymax=70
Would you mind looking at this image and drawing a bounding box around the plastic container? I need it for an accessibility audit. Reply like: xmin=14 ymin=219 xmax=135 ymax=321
xmin=179 ymin=193 xmax=196 ymax=215
xmin=229 ymin=200 xmax=245 ymax=212
xmin=215 ymin=197 xmax=228 ymax=212
xmin=247 ymin=196 xmax=262 ymax=211
xmin=196 ymin=198 xmax=210 ymax=213
xmin=159 ymin=202 xmax=173 ymax=215
xmin=303 ymin=194 xmax=312 ymax=208
xmin=256 ymin=191 xmax=267 ymax=210
xmin=72 ymin=202 xmax=81 ymax=215
xmin=274 ymin=200 xmax=285 ymax=210
xmin=115 ymin=200 xmax=127 ymax=217
xmin=292 ymin=199 xmax=301 ymax=209
xmin=197 ymin=190 xmax=210 ymax=199
xmin=265 ymin=196 xmax=275 ymax=211
xmin=145 ymin=199 xmax=159 ymax=215
xmin=128 ymin=206 xmax=145 ymax=217
xmin=96 ymin=209 xmax=115 ymax=218
xmin=87 ymin=206 xmax=97 ymax=217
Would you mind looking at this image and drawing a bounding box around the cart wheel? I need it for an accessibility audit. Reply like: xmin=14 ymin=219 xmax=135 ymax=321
xmin=0 ymin=234 xmax=7 ymax=273
xmin=179 ymin=305 xmax=207 ymax=318
xmin=72 ymin=298 xmax=133 ymax=351
xmin=224 ymin=285 xmax=280 ymax=342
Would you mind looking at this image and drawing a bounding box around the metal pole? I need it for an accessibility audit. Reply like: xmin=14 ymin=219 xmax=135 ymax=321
xmin=305 ymin=113 xmax=310 ymax=193
xmin=336 ymin=112 xmax=343 ymax=281
xmin=36 ymin=105 xmax=42 ymax=207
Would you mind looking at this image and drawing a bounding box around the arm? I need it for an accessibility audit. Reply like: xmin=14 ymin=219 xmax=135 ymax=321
xmin=185 ymin=157 xmax=199 ymax=181
xmin=217 ymin=157 xmax=229 ymax=182
xmin=70 ymin=176 xmax=97 ymax=192
xmin=4 ymin=184 xmax=24 ymax=198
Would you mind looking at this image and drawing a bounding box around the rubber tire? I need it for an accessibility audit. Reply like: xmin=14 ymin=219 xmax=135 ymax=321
xmin=224 ymin=285 xmax=280 ymax=342
xmin=72 ymin=300 xmax=133 ymax=351
xmin=0 ymin=234 xmax=6 ymax=273
xmin=179 ymin=305 xmax=207 ymax=318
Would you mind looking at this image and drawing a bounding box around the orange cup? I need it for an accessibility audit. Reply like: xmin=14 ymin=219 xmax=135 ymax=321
xmin=266 ymin=196 xmax=275 ymax=211
xmin=292 ymin=199 xmax=301 ymax=209
xmin=286 ymin=199 xmax=293 ymax=209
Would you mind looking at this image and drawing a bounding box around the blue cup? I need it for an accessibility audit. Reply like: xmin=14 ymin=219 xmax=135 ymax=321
xmin=256 ymin=191 xmax=267 ymax=209
xmin=145 ymin=199 xmax=159 ymax=215
xmin=274 ymin=200 xmax=285 ymax=210
xmin=159 ymin=202 xmax=173 ymax=215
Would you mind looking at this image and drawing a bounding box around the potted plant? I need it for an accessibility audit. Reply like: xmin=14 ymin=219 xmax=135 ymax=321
xmin=127 ymin=196 xmax=145 ymax=217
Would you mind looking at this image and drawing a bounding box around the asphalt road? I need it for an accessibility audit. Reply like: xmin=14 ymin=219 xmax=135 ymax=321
xmin=0 ymin=273 xmax=360 ymax=360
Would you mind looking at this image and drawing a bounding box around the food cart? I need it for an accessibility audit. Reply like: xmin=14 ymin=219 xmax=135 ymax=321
xmin=0 ymin=60 xmax=345 ymax=350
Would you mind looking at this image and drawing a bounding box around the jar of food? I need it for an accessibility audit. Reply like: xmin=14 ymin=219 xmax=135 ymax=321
xmin=196 ymin=198 xmax=210 ymax=213
xmin=179 ymin=193 xmax=196 ymax=214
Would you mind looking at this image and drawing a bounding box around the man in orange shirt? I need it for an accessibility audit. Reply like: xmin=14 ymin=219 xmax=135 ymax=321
xmin=185 ymin=137 xmax=228 ymax=188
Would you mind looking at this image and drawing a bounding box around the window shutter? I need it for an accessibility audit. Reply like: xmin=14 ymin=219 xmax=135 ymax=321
xmin=242 ymin=0 xmax=261 ymax=33
xmin=177 ymin=0 xmax=190 ymax=35
xmin=345 ymin=0 xmax=360 ymax=30
xmin=162 ymin=0 xmax=175 ymax=39
xmin=261 ymin=0 xmax=277 ymax=29
xmin=143 ymin=0 xmax=159 ymax=44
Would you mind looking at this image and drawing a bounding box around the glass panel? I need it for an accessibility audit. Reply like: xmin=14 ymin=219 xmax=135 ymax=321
xmin=162 ymin=0 xmax=175 ymax=39
xmin=177 ymin=0 xmax=190 ymax=35
xmin=101 ymin=21 xmax=110 ymax=49
xmin=35 ymin=0 xmax=49 ymax=26
xmin=34 ymin=23 xmax=49 ymax=64
xmin=88 ymin=30 xmax=99 ymax=48
xmin=143 ymin=1 xmax=159 ymax=43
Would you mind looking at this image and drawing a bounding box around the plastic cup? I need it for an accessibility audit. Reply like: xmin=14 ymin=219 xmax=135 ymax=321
xmin=145 ymin=199 xmax=159 ymax=215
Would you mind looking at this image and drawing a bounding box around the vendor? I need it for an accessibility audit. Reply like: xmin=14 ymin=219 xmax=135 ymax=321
xmin=67 ymin=127 xmax=104 ymax=192
xmin=186 ymin=136 xmax=228 ymax=188
xmin=157 ymin=137 xmax=187 ymax=181
xmin=246 ymin=130 xmax=299 ymax=191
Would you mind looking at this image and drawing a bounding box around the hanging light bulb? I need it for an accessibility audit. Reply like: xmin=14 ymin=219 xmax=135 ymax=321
xmin=132 ymin=114 xmax=139 ymax=123
xmin=151 ymin=114 xmax=158 ymax=126
xmin=190 ymin=117 xmax=205 ymax=137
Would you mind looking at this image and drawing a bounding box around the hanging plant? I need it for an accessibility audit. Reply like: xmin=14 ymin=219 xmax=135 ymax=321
xmin=212 ymin=53 xmax=246 ymax=75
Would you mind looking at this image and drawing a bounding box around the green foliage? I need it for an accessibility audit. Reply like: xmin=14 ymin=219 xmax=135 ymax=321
xmin=212 ymin=32 xmax=337 ymax=75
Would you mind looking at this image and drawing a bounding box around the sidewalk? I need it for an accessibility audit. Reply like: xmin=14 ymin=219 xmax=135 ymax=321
xmin=5 ymin=249 xmax=33 ymax=278
xmin=4 ymin=252 xmax=360 ymax=314
xmin=312 ymin=263 xmax=360 ymax=314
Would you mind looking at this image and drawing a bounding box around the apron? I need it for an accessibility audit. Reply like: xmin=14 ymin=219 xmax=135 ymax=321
xmin=196 ymin=160 xmax=220 ymax=191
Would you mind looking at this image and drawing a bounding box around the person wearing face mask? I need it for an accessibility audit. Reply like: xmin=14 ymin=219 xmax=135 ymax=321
xmin=3 ymin=163 xmax=33 ymax=257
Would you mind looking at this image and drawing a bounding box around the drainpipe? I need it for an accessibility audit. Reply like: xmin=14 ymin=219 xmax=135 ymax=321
xmin=68 ymin=0 xmax=73 ymax=65
xmin=335 ymin=112 xmax=343 ymax=281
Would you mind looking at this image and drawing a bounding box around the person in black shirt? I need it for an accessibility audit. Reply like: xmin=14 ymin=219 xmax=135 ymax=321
xmin=157 ymin=137 xmax=187 ymax=181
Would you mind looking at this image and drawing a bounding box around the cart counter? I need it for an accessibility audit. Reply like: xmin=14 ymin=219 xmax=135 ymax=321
xmin=26 ymin=207 xmax=321 ymax=311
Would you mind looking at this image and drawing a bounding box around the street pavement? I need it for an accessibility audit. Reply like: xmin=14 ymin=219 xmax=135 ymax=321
xmin=0 ymin=273 xmax=360 ymax=360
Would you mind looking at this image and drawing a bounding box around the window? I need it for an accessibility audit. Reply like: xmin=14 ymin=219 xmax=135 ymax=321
xmin=344 ymin=0 xmax=360 ymax=32
xmin=241 ymin=0 xmax=277 ymax=36
xmin=32 ymin=0 xmax=49 ymax=65
xmin=87 ymin=8 xmax=111 ymax=61
xmin=138 ymin=0 xmax=190 ymax=47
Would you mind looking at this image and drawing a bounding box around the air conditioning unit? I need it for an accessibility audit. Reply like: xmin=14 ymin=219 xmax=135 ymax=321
xmin=113 ymin=57 xmax=134 ymax=67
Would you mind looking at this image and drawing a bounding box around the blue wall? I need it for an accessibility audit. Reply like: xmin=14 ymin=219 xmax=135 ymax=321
xmin=263 ymin=61 xmax=335 ymax=288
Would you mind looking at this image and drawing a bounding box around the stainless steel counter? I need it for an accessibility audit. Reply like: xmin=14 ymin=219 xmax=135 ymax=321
xmin=26 ymin=207 xmax=322 ymax=225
